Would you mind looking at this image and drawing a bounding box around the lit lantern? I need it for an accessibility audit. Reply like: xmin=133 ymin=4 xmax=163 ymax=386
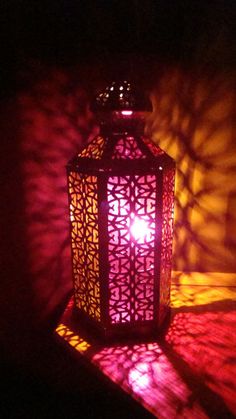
xmin=67 ymin=81 xmax=175 ymax=339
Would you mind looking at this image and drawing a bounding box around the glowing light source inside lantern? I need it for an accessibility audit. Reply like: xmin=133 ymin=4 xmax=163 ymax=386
xmin=130 ymin=216 xmax=150 ymax=242
xmin=121 ymin=110 xmax=133 ymax=116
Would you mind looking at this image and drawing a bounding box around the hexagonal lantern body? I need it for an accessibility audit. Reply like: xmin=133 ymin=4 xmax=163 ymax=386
xmin=67 ymin=81 xmax=175 ymax=339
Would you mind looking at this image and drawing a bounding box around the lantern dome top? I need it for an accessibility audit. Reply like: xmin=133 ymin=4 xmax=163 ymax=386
xmin=91 ymin=80 xmax=152 ymax=113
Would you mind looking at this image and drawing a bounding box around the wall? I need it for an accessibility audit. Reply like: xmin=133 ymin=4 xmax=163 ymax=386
xmin=1 ymin=63 xmax=235 ymax=359
xmin=147 ymin=66 xmax=236 ymax=275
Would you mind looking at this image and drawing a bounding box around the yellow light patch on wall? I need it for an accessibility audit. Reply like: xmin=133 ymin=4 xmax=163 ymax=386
xmin=147 ymin=69 xmax=236 ymax=276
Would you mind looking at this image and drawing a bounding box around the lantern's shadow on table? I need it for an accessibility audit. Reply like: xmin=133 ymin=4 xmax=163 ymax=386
xmin=56 ymin=284 xmax=236 ymax=418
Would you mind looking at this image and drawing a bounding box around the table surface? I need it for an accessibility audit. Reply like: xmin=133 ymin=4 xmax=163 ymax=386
xmin=55 ymin=283 xmax=236 ymax=419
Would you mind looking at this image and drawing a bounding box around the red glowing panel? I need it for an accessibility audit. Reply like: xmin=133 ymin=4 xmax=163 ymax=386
xmin=112 ymin=137 xmax=146 ymax=159
xmin=107 ymin=175 xmax=156 ymax=323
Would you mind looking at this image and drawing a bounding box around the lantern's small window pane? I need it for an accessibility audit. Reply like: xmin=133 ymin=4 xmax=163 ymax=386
xmin=78 ymin=136 xmax=105 ymax=159
xmin=112 ymin=137 xmax=146 ymax=160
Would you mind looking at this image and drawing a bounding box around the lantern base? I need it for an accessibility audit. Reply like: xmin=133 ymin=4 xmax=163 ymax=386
xmin=72 ymin=304 xmax=171 ymax=344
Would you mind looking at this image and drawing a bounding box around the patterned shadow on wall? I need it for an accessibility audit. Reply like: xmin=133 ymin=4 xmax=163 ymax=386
xmin=147 ymin=67 xmax=236 ymax=275
xmin=10 ymin=63 xmax=236 ymax=351
xmin=19 ymin=67 xmax=97 ymax=327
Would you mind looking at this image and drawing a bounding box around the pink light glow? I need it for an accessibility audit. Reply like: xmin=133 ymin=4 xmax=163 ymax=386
xmin=121 ymin=110 xmax=133 ymax=116
xmin=130 ymin=216 xmax=150 ymax=242
xmin=128 ymin=362 xmax=151 ymax=393
xmin=91 ymin=342 xmax=208 ymax=418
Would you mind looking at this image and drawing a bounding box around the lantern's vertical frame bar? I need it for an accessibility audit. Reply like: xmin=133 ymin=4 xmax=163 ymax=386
xmin=129 ymin=175 xmax=136 ymax=323
xmin=66 ymin=165 xmax=78 ymax=309
xmin=153 ymin=168 xmax=163 ymax=327
xmin=97 ymin=173 xmax=110 ymax=332
xmin=167 ymin=163 xmax=176 ymax=315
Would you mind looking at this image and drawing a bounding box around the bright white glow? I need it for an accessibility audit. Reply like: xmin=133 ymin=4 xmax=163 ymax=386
xmin=121 ymin=110 xmax=133 ymax=116
xmin=128 ymin=362 xmax=151 ymax=393
xmin=130 ymin=217 xmax=149 ymax=241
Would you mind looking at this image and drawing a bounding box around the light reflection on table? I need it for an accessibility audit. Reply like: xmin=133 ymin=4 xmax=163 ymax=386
xmin=55 ymin=283 xmax=236 ymax=419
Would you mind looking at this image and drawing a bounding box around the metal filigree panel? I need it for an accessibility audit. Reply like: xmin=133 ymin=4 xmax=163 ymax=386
xmin=142 ymin=137 xmax=164 ymax=157
xmin=68 ymin=171 xmax=100 ymax=321
xmin=112 ymin=137 xmax=146 ymax=160
xmin=159 ymin=167 xmax=175 ymax=323
xmin=78 ymin=136 xmax=105 ymax=159
xmin=107 ymin=175 xmax=156 ymax=324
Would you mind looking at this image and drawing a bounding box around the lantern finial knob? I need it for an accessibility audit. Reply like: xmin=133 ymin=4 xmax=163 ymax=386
xmin=91 ymin=80 xmax=152 ymax=113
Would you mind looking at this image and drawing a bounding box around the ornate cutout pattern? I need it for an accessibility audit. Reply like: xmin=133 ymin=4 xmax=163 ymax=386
xmin=112 ymin=137 xmax=146 ymax=159
xmin=107 ymin=175 xmax=156 ymax=323
xmin=68 ymin=171 xmax=100 ymax=320
xmin=159 ymin=168 xmax=175 ymax=322
xmin=78 ymin=136 xmax=105 ymax=159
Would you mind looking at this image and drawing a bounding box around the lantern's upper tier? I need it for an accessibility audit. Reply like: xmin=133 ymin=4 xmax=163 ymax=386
xmin=68 ymin=80 xmax=174 ymax=172
xmin=68 ymin=133 xmax=174 ymax=173
xmin=91 ymin=80 xmax=152 ymax=112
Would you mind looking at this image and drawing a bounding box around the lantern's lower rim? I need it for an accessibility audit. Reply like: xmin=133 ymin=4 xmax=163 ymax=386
xmin=72 ymin=305 xmax=171 ymax=343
